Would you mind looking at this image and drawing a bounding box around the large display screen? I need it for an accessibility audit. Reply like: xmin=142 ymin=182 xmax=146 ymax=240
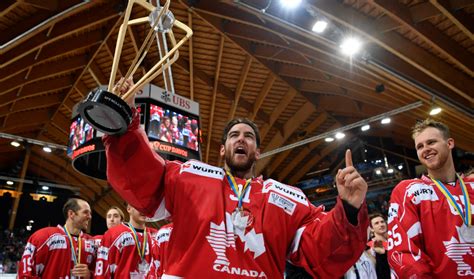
xmin=67 ymin=116 xmax=96 ymax=158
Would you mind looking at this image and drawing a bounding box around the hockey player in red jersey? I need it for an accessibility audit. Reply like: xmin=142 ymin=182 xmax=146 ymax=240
xmin=148 ymin=223 xmax=173 ymax=278
xmin=104 ymin=78 xmax=369 ymax=278
xmin=95 ymin=204 xmax=157 ymax=278
xmin=388 ymin=119 xmax=474 ymax=278
xmin=92 ymin=206 xmax=125 ymax=247
xmin=18 ymin=198 xmax=96 ymax=278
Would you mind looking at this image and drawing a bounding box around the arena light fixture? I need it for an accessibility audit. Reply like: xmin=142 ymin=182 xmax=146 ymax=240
xmin=398 ymin=165 xmax=403 ymax=170
xmin=387 ymin=168 xmax=394 ymax=174
xmin=361 ymin=124 xmax=370 ymax=131
xmin=335 ymin=132 xmax=345 ymax=139
xmin=11 ymin=141 xmax=21 ymax=147
xmin=325 ymin=137 xmax=334 ymax=142
xmin=42 ymin=186 xmax=50 ymax=191
xmin=429 ymin=106 xmax=442 ymax=115
xmin=381 ymin=117 xmax=391 ymax=124
xmin=375 ymin=169 xmax=382 ymax=175
xmin=340 ymin=37 xmax=362 ymax=56
xmin=279 ymin=0 xmax=302 ymax=9
xmin=43 ymin=146 xmax=52 ymax=153
xmin=7 ymin=180 xmax=14 ymax=185
xmin=312 ymin=20 xmax=328 ymax=33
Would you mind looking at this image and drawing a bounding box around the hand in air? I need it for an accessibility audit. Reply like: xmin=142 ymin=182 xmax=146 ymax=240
xmin=335 ymin=149 xmax=368 ymax=209
xmin=113 ymin=77 xmax=135 ymax=106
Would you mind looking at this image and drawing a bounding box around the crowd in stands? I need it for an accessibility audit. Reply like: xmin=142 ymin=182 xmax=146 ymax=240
xmin=0 ymin=227 xmax=30 ymax=274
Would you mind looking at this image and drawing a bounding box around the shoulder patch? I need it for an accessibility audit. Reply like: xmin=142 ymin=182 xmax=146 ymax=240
xmin=262 ymin=179 xmax=308 ymax=206
xmin=268 ymin=192 xmax=296 ymax=215
xmin=406 ymin=182 xmax=439 ymax=205
xmin=47 ymin=234 xmax=67 ymax=250
xmin=179 ymin=160 xmax=225 ymax=180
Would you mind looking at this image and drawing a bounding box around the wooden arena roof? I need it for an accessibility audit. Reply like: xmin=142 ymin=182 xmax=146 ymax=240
xmin=1 ymin=0 xmax=473 ymax=218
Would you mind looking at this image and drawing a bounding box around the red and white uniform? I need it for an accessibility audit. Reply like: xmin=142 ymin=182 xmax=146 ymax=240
xmin=92 ymin=234 xmax=103 ymax=247
xmin=148 ymin=223 xmax=173 ymax=278
xmin=388 ymin=175 xmax=474 ymax=278
xmin=95 ymin=223 xmax=157 ymax=278
xmin=104 ymin=112 xmax=368 ymax=278
xmin=18 ymin=225 xmax=96 ymax=278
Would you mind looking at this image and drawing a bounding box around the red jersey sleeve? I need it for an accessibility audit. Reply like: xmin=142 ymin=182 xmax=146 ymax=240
xmin=18 ymin=230 xmax=48 ymax=278
xmin=288 ymin=198 xmax=369 ymax=278
xmin=104 ymin=110 xmax=167 ymax=217
xmin=387 ymin=181 xmax=433 ymax=278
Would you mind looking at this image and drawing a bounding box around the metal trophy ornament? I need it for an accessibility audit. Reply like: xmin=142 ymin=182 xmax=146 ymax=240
xmin=78 ymin=0 xmax=192 ymax=135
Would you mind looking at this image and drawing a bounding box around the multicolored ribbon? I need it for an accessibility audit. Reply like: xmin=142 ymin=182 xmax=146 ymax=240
xmin=226 ymin=170 xmax=251 ymax=209
xmin=63 ymin=226 xmax=81 ymax=265
xmin=431 ymin=174 xmax=471 ymax=226
xmin=127 ymin=223 xmax=147 ymax=261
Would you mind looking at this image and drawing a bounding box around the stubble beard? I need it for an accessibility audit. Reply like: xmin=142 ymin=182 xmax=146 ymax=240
xmin=225 ymin=151 xmax=256 ymax=173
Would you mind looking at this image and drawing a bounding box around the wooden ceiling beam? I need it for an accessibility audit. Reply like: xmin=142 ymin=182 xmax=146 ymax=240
xmin=2 ymin=30 xmax=103 ymax=81
xmin=228 ymin=55 xmax=252 ymax=120
xmin=3 ymin=109 xmax=53 ymax=129
xmin=373 ymin=0 xmax=474 ymax=76
xmin=36 ymin=17 xmax=123 ymax=140
xmin=259 ymin=88 xmax=297 ymax=141
xmin=2 ymin=2 xmax=118 ymax=66
xmin=0 ymin=94 xmax=64 ymax=117
xmin=205 ymin=35 xmax=225 ymax=163
xmin=88 ymin=61 xmax=108 ymax=86
xmin=0 ymin=0 xmax=16 ymax=17
xmin=429 ymin=0 xmax=474 ymax=40
xmin=19 ymin=0 xmax=59 ymax=10
xmin=256 ymin=102 xmax=316 ymax=174
xmin=309 ymin=0 xmax=473 ymax=104
xmin=266 ymin=113 xmax=328 ymax=176
xmin=174 ymin=58 xmax=275 ymax=126
xmin=281 ymin=123 xmax=341 ymax=183
xmin=0 ymin=56 xmax=86 ymax=95
xmin=249 ymin=73 xmax=275 ymax=121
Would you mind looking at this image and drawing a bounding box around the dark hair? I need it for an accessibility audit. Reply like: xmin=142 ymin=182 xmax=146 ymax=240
xmin=62 ymin=198 xmax=84 ymax=220
xmin=411 ymin=118 xmax=450 ymax=140
xmin=221 ymin=118 xmax=260 ymax=147
xmin=369 ymin=212 xmax=385 ymax=228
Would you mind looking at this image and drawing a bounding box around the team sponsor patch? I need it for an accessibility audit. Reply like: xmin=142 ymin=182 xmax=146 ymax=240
xmin=406 ymin=183 xmax=439 ymax=205
xmin=23 ymin=242 xmax=36 ymax=256
xmin=180 ymin=161 xmax=225 ymax=180
xmin=262 ymin=179 xmax=308 ymax=206
xmin=157 ymin=227 xmax=172 ymax=244
xmin=47 ymin=235 xmax=67 ymax=250
xmin=115 ymin=232 xmax=135 ymax=249
xmin=268 ymin=192 xmax=296 ymax=215
xmin=97 ymin=246 xmax=109 ymax=260
xmin=387 ymin=203 xmax=399 ymax=224
xmin=84 ymin=239 xmax=95 ymax=253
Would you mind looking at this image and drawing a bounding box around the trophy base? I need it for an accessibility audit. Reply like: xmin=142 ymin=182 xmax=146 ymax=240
xmin=78 ymin=89 xmax=133 ymax=135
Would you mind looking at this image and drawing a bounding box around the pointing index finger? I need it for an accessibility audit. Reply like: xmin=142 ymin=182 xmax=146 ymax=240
xmin=345 ymin=149 xmax=353 ymax=168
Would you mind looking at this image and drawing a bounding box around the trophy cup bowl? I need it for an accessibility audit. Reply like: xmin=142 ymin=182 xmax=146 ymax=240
xmin=78 ymin=0 xmax=192 ymax=135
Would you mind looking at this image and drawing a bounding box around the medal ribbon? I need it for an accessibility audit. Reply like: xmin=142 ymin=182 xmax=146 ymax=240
xmin=226 ymin=170 xmax=251 ymax=209
xmin=127 ymin=223 xmax=147 ymax=261
xmin=63 ymin=226 xmax=81 ymax=265
xmin=431 ymin=174 xmax=471 ymax=226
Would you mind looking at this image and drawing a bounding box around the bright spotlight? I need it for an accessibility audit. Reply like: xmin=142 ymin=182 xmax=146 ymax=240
xmin=375 ymin=169 xmax=382 ymax=175
xmin=312 ymin=20 xmax=328 ymax=33
xmin=11 ymin=141 xmax=21 ymax=147
xmin=381 ymin=117 xmax=391 ymax=124
xmin=325 ymin=137 xmax=334 ymax=142
xmin=7 ymin=181 xmax=14 ymax=185
xmin=361 ymin=124 xmax=370 ymax=131
xmin=387 ymin=168 xmax=394 ymax=174
xmin=335 ymin=132 xmax=345 ymax=139
xmin=279 ymin=0 xmax=302 ymax=9
xmin=398 ymin=165 xmax=403 ymax=170
xmin=42 ymin=186 xmax=49 ymax=191
xmin=429 ymin=107 xmax=442 ymax=115
xmin=340 ymin=37 xmax=362 ymax=56
xmin=43 ymin=146 xmax=52 ymax=153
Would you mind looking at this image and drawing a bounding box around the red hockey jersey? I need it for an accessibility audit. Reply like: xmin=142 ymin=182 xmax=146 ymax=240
xmin=388 ymin=175 xmax=474 ymax=278
xmin=94 ymin=223 xmax=157 ymax=278
xmin=104 ymin=113 xmax=369 ymax=278
xmin=148 ymin=223 xmax=173 ymax=278
xmin=18 ymin=225 xmax=96 ymax=278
